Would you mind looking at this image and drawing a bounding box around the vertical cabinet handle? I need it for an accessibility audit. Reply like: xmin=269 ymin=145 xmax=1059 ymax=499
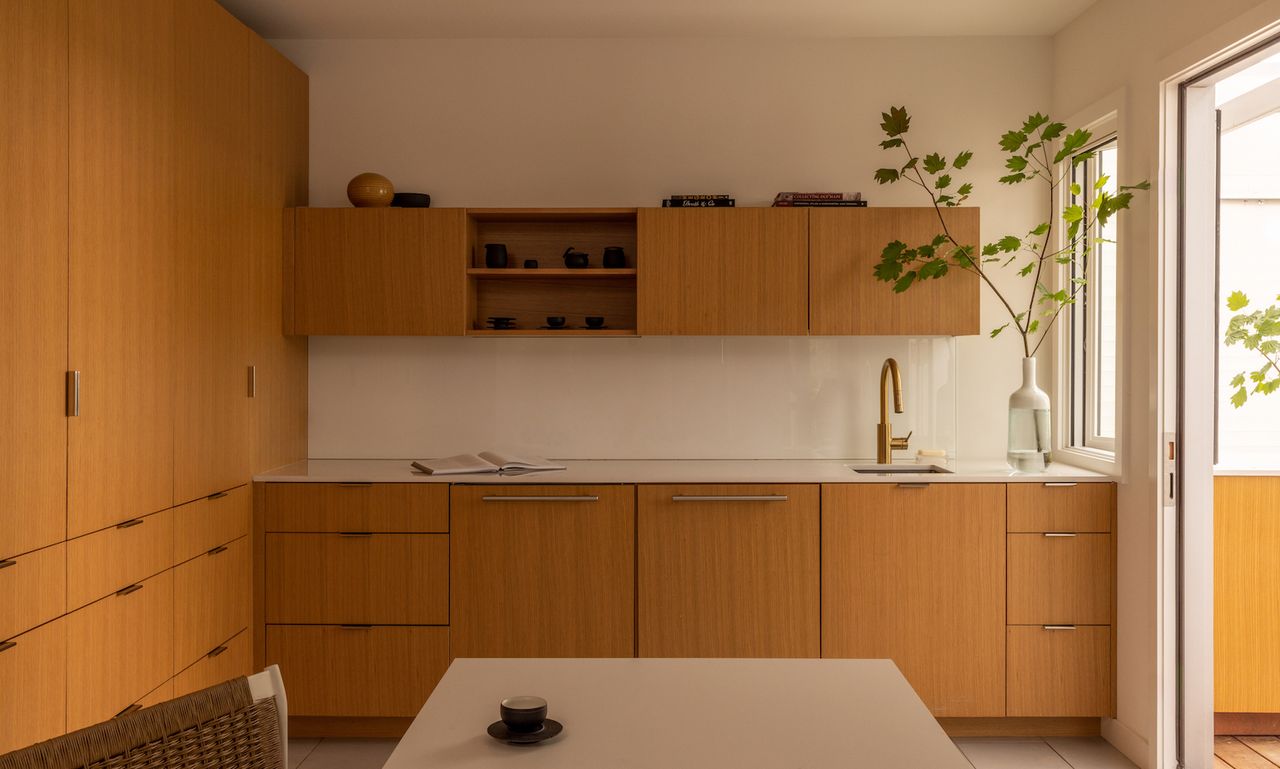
xmin=66 ymin=371 xmax=80 ymax=417
xmin=247 ymin=365 xmax=256 ymax=398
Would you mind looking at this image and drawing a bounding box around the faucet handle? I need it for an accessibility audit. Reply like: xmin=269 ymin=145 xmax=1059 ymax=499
xmin=890 ymin=431 xmax=913 ymax=451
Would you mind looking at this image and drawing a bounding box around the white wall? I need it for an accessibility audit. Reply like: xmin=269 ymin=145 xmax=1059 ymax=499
xmin=1052 ymin=2 xmax=1280 ymax=766
xmin=276 ymin=36 xmax=1053 ymax=460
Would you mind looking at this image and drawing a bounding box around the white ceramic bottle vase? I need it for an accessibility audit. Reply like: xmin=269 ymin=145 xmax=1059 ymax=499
xmin=1007 ymin=357 xmax=1052 ymax=471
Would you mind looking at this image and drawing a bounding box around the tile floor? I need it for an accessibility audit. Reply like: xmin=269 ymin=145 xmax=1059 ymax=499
xmin=287 ymin=735 xmax=1139 ymax=769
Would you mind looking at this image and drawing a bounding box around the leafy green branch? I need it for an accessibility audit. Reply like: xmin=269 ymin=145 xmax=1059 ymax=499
xmin=1225 ymin=290 xmax=1280 ymax=407
xmin=872 ymin=106 xmax=1149 ymax=359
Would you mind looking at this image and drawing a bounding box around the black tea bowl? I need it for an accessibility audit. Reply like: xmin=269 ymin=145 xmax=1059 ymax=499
xmin=546 ymin=316 xmax=566 ymax=328
xmin=585 ymin=316 xmax=605 ymax=328
xmin=500 ymin=696 xmax=548 ymax=733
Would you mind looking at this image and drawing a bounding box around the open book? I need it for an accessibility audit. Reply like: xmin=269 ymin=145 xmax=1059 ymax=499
xmin=411 ymin=451 xmax=566 ymax=476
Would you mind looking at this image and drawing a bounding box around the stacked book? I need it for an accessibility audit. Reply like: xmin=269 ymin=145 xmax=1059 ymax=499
xmin=772 ymin=192 xmax=866 ymax=207
xmin=661 ymin=194 xmax=735 ymax=208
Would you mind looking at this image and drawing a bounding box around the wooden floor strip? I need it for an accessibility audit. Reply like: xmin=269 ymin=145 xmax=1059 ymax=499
xmin=1216 ymin=736 xmax=1279 ymax=769
xmin=1240 ymin=737 xmax=1280 ymax=766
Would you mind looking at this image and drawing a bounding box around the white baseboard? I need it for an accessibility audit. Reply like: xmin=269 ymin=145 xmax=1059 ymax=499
xmin=1102 ymin=717 xmax=1151 ymax=768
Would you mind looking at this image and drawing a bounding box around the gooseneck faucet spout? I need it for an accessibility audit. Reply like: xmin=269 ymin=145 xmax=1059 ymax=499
xmin=877 ymin=358 xmax=911 ymax=464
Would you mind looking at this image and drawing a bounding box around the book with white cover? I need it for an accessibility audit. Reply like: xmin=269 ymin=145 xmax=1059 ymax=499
xmin=411 ymin=451 xmax=566 ymax=476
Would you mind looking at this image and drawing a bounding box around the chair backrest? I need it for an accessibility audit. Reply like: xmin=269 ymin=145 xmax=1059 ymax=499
xmin=0 ymin=669 xmax=287 ymax=769
xmin=247 ymin=664 xmax=289 ymax=750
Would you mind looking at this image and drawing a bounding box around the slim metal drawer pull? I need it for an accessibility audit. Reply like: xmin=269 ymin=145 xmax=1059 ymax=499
xmin=0 ymin=559 xmax=16 ymax=570
xmin=66 ymin=371 xmax=80 ymax=417
xmin=339 ymin=624 xmax=373 ymax=629
xmin=338 ymin=531 xmax=373 ymax=537
xmin=114 ymin=704 xmax=141 ymax=718
xmin=896 ymin=483 xmax=931 ymax=489
xmin=671 ymin=495 xmax=789 ymax=502
xmin=1043 ymin=482 xmax=1078 ymax=488
xmin=1043 ymin=532 xmax=1078 ymax=538
xmin=207 ymin=491 xmax=228 ymax=501
xmin=207 ymin=645 xmax=228 ymax=658
xmin=207 ymin=545 xmax=229 ymax=556
xmin=116 ymin=518 xmax=144 ymax=529
xmin=481 ymin=496 xmax=599 ymax=502
xmin=1043 ymin=625 xmax=1077 ymax=630
xmin=0 ymin=641 xmax=16 ymax=653
xmin=338 ymin=482 xmax=373 ymax=488
xmin=247 ymin=365 xmax=256 ymax=398
xmin=115 ymin=584 xmax=144 ymax=597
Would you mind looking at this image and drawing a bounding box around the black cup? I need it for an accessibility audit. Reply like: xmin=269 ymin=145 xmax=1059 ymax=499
xmin=546 ymin=316 xmax=566 ymax=328
xmin=585 ymin=316 xmax=605 ymax=328
xmin=500 ymin=696 xmax=548 ymax=734
xmin=484 ymin=243 xmax=508 ymax=269
xmin=562 ymin=247 xmax=589 ymax=269
xmin=602 ymin=246 xmax=626 ymax=269
xmin=524 ymin=259 xmax=539 ymax=269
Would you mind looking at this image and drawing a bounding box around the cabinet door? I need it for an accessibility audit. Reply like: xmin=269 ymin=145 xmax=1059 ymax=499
xmin=68 ymin=0 xmax=175 ymax=537
xmin=821 ymin=483 xmax=1006 ymax=717
xmin=809 ymin=208 xmax=980 ymax=335
xmin=1007 ymin=625 xmax=1111 ymax=717
xmin=0 ymin=0 xmax=68 ymax=560
xmin=451 ymin=486 xmax=635 ymax=658
xmin=637 ymin=485 xmax=819 ymax=657
xmin=264 ymin=482 xmax=449 ymax=533
xmin=174 ymin=536 xmax=250 ymax=672
xmin=173 ymin=0 xmax=251 ymax=503
xmin=0 ymin=617 xmax=67 ymax=753
xmin=67 ymin=507 xmax=173 ymax=610
xmin=173 ymin=485 xmax=250 ymax=565
xmin=292 ymin=208 xmax=467 ymax=335
xmin=1007 ymin=482 xmax=1114 ymax=532
xmin=247 ymin=35 xmax=308 ymax=474
xmin=1007 ymin=533 xmax=1111 ymax=625
xmin=637 ymin=208 xmax=808 ymax=335
xmin=0 ymin=543 xmax=66 ymax=642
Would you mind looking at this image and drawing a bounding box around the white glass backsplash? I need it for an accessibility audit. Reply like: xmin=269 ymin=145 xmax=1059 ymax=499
xmin=308 ymin=336 xmax=958 ymax=460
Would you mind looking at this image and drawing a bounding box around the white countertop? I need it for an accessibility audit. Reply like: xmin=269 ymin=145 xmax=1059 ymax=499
xmin=383 ymin=658 xmax=970 ymax=769
xmin=255 ymin=457 xmax=1112 ymax=484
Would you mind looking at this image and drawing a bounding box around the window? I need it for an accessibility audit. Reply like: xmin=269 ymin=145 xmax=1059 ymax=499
xmin=1065 ymin=135 xmax=1119 ymax=455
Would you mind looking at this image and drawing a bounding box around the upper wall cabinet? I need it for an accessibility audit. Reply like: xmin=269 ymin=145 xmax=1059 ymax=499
xmin=289 ymin=208 xmax=467 ymax=335
xmin=637 ymin=208 xmax=809 ymax=335
xmin=809 ymin=208 xmax=981 ymax=336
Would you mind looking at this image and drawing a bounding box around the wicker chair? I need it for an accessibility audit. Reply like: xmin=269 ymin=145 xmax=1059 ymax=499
xmin=0 ymin=666 xmax=288 ymax=769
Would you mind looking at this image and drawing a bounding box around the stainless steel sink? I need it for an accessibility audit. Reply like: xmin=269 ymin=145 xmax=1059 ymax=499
xmin=846 ymin=463 xmax=954 ymax=475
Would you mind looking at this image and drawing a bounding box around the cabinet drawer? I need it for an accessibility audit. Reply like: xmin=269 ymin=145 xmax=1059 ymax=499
xmin=174 ymin=536 xmax=249 ymax=672
xmin=67 ymin=507 xmax=173 ymax=611
xmin=265 ymin=533 xmax=448 ymax=624
xmin=265 ymin=482 xmax=448 ymax=533
xmin=0 ymin=616 xmax=67 ymax=753
xmin=1008 ymin=533 xmax=1111 ymax=625
xmin=174 ymin=484 xmax=250 ymax=564
xmin=66 ymin=570 xmax=174 ymax=731
xmin=0 ymin=542 xmax=66 ymax=641
xmin=1007 ymin=483 xmax=1113 ymax=532
xmin=1007 ymin=625 xmax=1111 ymax=717
xmin=174 ymin=629 xmax=250 ymax=698
xmin=637 ymin=484 xmax=820 ymax=658
xmin=134 ymin=678 xmax=174 ymax=711
xmin=267 ymin=625 xmax=450 ymax=717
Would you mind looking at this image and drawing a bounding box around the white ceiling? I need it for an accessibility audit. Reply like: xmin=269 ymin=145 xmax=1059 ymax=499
xmin=219 ymin=0 xmax=1097 ymax=39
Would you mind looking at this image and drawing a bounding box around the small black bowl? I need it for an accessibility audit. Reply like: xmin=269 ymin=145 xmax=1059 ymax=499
xmin=500 ymin=696 xmax=548 ymax=734
xmin=524 ymin=259 xmax=539 ymax=269
xmin=546 ymin=316 xmax=566 ymax=328
xmin=585 ymin=316 xmax=605 ymax=328
xmin=390 ymin=192 xmax=431 ymax=208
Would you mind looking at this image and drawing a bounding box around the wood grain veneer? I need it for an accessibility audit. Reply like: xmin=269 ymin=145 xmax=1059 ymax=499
xmin=821 ymin=482 xmax=1006 ymax=717
xmin=1007 ymin=533 xmax=1112 ymax=625
xmin=264 ymin=483 xmax=448 ymax=533
xmin=265 ymin=534 xmax=448 ymax=625
xmin=637 ymin=484 xmax=820 ymax=658
xmin=1006 ymin=482 xmax=1114 ymax=533
xmin=0 ymin=617 xmax=67 ymax=753
xmin=173 ymin=629 xmax=251 ymax=698
xmin=1007 ymin=625 xmax=1111 ymax=717
xmin=809 ymin=207 xmax=980 ymax=335
xmin=0 ymin=543 xmax=66 ymax=642
xmin=67 ymin=507 xmax=173 ymax=611
xmin=173 ymin=536 xmax=250 ymax=672
xmin=134 ymin=678 xmax=174 ymax=710
xmin=450 ymin=485 xmax=635 ymax=658
xmin=637 ymin=208 xmax=809 ymax=335
xmin=0 ymin=0 xmax=68 ymax=561
xmin=173 ymin=485 xmax=251 ymax=565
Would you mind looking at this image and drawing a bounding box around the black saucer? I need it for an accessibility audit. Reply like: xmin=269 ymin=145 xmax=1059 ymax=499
xmin=487 ymin=719 xmax=564 ymax=745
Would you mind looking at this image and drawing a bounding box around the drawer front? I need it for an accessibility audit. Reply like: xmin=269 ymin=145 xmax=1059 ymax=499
xmin=1008 ymin=533 xmax=1112 ymax=625
xmin=266 ymin=625 xmax=450 ymax=717
xmin=0 ymin=542 xmax=66 ymax=641
xmin=0 ymin=617 xmax=67 ymax=753
xmin=1007 ymin=625 xmax=1111 ymax=717
xmin=67 ymin=507 xmax=173 ymax=611
xmin=66 ymin=570 xmax=174 ymax=731
xmin=174 ymin=485 xmax=250 ymax=564
xmin=174 ymin=629 xmax=250 ymax=699
xmin=265 ymin=482 xmax=448 ymax=533
xmin=265 ymin=533 xmax=448 ymax=625
xmin=134 ymin=678 xmax=174 ymax=711
xmin=1007 ymin=483 xmax=1113 ymax=532
xmin=637 ymin=484 xmax=820 ymax=658
xmin=174 ymin=536 xmax=249 ymax=672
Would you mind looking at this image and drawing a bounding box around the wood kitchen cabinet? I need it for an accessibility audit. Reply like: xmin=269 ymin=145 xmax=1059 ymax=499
xmin=451 ymin=485 xmax=635 ymax=658
xmin=0 ymin=617 xmax=67 ymax=753
xmin=821 ymin=483 xmax=1006 ymax=717
xmin=1007 ymin=533 xmax=1111 ymax=625
xmin=1007 ymin=625 xmax=1111 ymax=717
xmin=0 ymin=543 xmax=66 ymax=644
xmin=1 ymin=0 xmax=68 ymax=562
xmin=637 ymin=207 xmax=809 ymax=335
xmin=809 ymin=207 xmax=981 ymax=335
xmin=174 ymin=536 xmax=250 ymax=672
xmin=290 ymin=208 xmax=468 ymax=335
xmin=637 ymin=484 xmax=820 ymax=658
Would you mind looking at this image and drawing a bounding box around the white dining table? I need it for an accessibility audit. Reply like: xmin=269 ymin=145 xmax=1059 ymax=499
xmin=382 ymin=657 xmax=971 ymax=769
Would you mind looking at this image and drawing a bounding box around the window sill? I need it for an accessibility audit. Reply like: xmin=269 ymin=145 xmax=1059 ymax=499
xmin=1056 ymin=445 xmax=1119 ymax=476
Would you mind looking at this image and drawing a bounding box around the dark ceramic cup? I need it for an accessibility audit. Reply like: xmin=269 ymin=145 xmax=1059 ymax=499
xmin=585 ymin=316 xmax=605 ymax=328
xmin=602 ymin=246 xmax=626 ymax=268
xmin=500 ymin=696 xmax=548 ymax=733
xmin=546 ymin=316 xmax=566 ymax=328
xmin=484 ymin=243 xmax=508 ymax=268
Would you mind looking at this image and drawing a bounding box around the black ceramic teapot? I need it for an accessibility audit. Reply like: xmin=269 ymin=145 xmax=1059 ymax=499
xmin=562 ymin=247 xmax=589 ymax=269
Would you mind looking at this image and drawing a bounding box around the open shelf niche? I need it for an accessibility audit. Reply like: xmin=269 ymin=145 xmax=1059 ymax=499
xmin=465 ymin=208 xmax=638 ymax=336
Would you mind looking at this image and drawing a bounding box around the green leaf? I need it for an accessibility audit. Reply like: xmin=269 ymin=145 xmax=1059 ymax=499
xmin=924 ymin=153 xmax=947 ymax=174
xmin=1041 ymin=122 xmax=1066 ymax=141
xmin=1094 ymin=174 xmax=1111 ymax=191
xmin=981 ymin=243 xmax=1000 ymax=256
xmin=990 ymin=323 xmax=1009 ymax=338
xmin=1070 ymin=182 xmax=1081 ymax=197
xmin=1052 ymin=128 xmax=1093 ymax=164
xmin=902 ymin=157 xmax=918 ymax=171
xmin=1230 ymin=373 xmax=1246 ymax=388
xmin=935 ymin=174 xmax=952 ymax=189
xmin=1022 ymin=113 xmax=1049 ymax=134
xmin=1030 ymin=222 xmax=1050 ymax=236
xmin=1018 ymin=261 xmax=1036 ymax=277
xmin=998 ymin=235 xmax=1022 ymax=253
xmin=1027 ymin=319 xmax=1040 ymax=334
xmin=999 ymin=173 xmax=1028 ymax=184
xmin=957 ymin=182 xmax=973 ymax=196
xmin=931 ymin=234 xmax=948 ymax=248
xmin=1000 ymin=130 xmax=1028 ymax=153
xmin=953 ymin=150 xmax=974 ymax=169
xmin=880 ymin=138 xmax=904 ymax=149
xmin=874 ymin=168 xmax=900 ymax=185
xmin=1063 ymin=204 xmax=1084 ymax=223
xmin=919 ymin=259 xmax=949 ymax=279
xmin=1006 ymin=156 xmax=1029 ymax=172
xmin=893 ymin=271 xmax=917 ymax=293
xmin=880 ymin=106 xmax=911 ymax=137
xmin=1227 ymin=290 xmax=1250 ymax=311
xmin=1231 ymin=385 xmax=1248 ymax=408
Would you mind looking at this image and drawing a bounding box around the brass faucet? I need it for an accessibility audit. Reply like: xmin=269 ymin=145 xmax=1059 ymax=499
xmin=877 ymin=358 xmax=912 ymax=464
